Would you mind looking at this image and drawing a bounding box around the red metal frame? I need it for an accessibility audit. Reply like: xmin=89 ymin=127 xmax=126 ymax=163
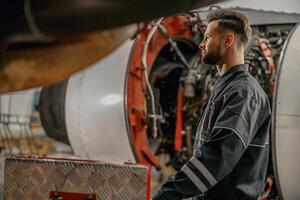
xmin=127 ymin=16 xmax=194 ymax=167
xmin=174 ymin=86 xmax=184 ymax=152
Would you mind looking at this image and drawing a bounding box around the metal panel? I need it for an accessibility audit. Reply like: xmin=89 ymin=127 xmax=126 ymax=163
xmin=4 ymin=157 xmax=149 ymax=200
xmin=272 ymin=24 xmax=300 ymax=200
xmin=195 ymin=8 xmax=300 ymax=26
xmin=65 ymin=40 xmax=136 ymax=162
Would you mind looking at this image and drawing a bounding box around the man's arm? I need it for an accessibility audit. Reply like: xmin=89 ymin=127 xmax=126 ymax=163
xmin=153 ymin=129 xmax=245 ymax=200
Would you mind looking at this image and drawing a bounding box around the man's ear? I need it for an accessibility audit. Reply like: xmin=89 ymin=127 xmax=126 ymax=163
xmin=224 ymin=32 xmax=235 ymax=48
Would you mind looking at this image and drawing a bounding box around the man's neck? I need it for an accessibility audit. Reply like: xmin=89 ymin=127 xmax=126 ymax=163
xmin=217 ymin=52 xmax=244 ymax=76
xmin=217 ymin=62 xmax=244 ymax=76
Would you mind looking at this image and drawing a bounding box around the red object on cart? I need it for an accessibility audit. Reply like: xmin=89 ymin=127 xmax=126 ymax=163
xmin=49 ymin=191 xmax=96 ymax=200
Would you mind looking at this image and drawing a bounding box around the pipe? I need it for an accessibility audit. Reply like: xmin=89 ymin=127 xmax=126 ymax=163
xmin=142 ymin=17 xmax=164 ymax=138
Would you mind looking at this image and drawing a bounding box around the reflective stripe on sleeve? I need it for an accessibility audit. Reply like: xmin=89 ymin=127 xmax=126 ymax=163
xmin=190 ymin=157 xmax=217 ymax=186
xmin=181 ymin=165 xmax=208 ymax=193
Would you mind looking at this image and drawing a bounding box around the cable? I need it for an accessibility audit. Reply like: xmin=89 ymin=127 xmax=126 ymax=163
xmin=142 ymin=17 xmax=165 ymax=138
xmin=157 ymin=24 xmax=189 ymax=68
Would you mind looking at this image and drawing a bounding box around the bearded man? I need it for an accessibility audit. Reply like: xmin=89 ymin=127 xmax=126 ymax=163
xmin=153 ymin=9 xmax=271 ymax=200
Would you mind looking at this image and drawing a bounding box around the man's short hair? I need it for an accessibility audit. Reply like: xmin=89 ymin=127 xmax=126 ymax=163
xmin=206 ymin=9 xmax=252 ymax=46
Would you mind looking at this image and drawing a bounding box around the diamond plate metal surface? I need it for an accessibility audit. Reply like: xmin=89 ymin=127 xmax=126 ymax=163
xmin=4 ymin=157 xmax=149 ymax=200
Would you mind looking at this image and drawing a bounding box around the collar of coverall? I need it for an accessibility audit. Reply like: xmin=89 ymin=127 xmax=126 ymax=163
xmin=214 ymin=64 xmax=249 ymax=91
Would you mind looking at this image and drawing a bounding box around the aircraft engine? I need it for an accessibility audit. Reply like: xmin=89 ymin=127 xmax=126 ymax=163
xmin=39 ymin=10 xmax=299 ymax=199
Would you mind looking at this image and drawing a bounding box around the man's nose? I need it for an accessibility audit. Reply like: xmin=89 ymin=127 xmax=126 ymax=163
xmin=199 ymin=40 xmax=206 ymax=50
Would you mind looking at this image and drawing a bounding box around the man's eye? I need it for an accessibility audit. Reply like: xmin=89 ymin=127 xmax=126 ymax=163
xmin=203 ymin=36 xmax=209 ymax=42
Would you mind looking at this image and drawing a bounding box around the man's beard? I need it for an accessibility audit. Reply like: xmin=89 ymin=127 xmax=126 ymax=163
xmin=201 ymin=50 xmax=221 ymax=65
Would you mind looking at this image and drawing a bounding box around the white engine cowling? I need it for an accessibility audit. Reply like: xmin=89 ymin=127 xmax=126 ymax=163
xmin=65 ymin=40 xmax=136 ymax=162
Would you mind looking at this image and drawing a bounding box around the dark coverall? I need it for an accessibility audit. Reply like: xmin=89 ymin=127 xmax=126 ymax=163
xmin=153 ymin=64 xmax=271 ymax=200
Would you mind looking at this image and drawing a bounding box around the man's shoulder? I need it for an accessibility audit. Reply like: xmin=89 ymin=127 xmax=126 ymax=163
xmin=224 ymin=74 xmax=269 ymax=110
xmin=229 ymin=72 xmax=270 ymax=110
xmin=229 ymin=72 xmax=267 ymax=97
